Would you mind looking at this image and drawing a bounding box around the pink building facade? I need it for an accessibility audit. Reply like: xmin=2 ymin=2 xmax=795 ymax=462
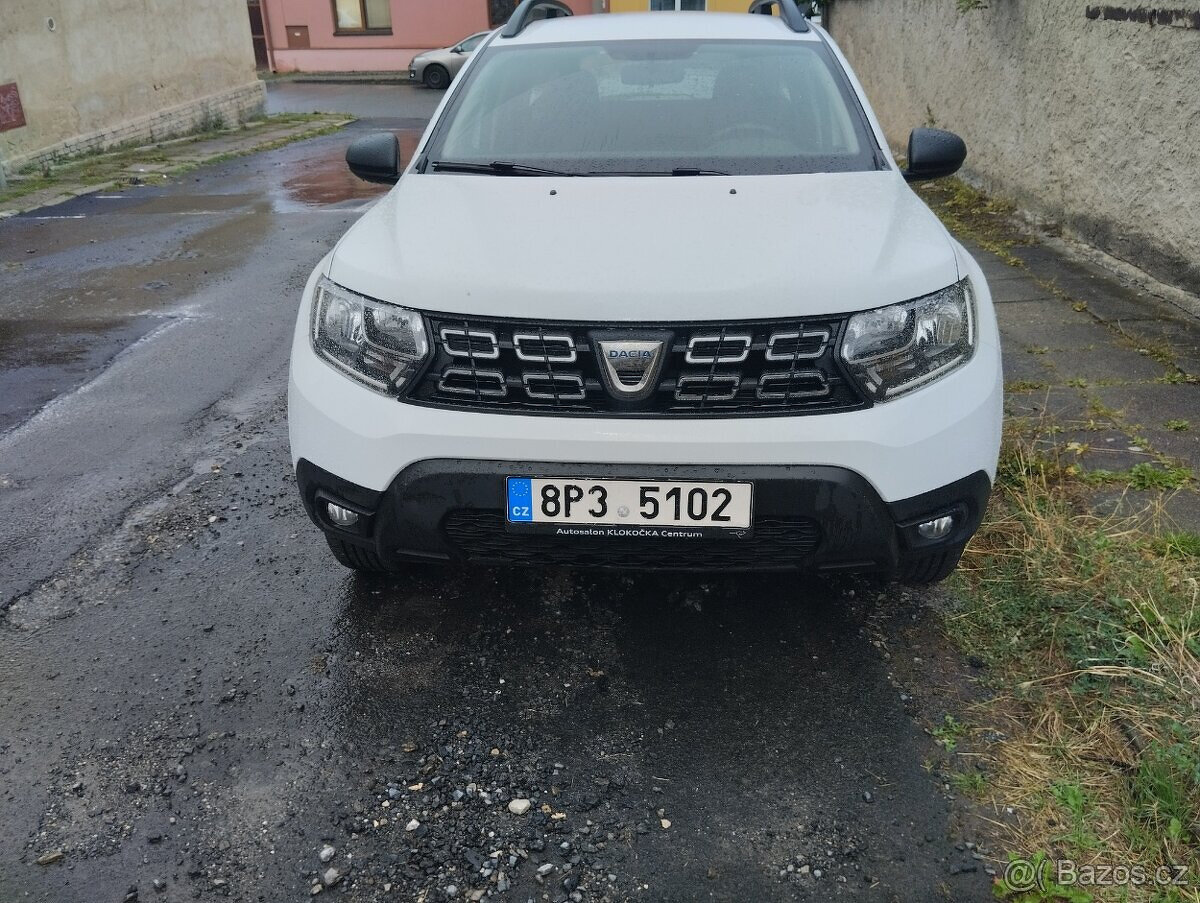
xmin=257 ymin=0 xmax=595 ymax=73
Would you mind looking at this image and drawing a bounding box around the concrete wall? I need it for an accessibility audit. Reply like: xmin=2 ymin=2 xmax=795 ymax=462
xmin=0 ymin=0 xmax=264 ymax=175
xmin=263 ymin=0 xmax=594 ymax=72
xmin=830 ymin=1 xmax=1200 ymax=293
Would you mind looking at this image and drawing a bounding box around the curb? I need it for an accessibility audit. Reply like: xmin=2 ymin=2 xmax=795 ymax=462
xmin=265 ymin=74 xmax=422 ymax=87
xmin=0 ymin=117 xmax=354 ymax=218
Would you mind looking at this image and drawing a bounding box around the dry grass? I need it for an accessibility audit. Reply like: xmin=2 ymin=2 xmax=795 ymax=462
xmin=949 ymin=419 xmax=1200 ymax=901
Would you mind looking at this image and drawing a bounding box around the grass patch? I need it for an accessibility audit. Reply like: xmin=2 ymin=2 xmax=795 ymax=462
xmin=1082 ymin=463 xmax=1193 ymax=491
xmin=948 ymin=419 xmax=1200 ymax=900
xmin=1151 ymin=532 xmax=1200 ymax=560
xmin=1166 ymin=420 xmax=1190 ymax=432
xmin=950 ymin=770 xmax=990 ymax=798
xmin=1007 ymin=379 xmax=1051 ymax=393
xmin=933 ymin=713 xmax=968 ymax=753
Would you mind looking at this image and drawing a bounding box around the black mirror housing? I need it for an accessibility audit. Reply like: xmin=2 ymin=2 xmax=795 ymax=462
xmin=346 ymin=132 xmax=400 ymax=184
xmin=902 ymin=128 xmax=966 ymax=183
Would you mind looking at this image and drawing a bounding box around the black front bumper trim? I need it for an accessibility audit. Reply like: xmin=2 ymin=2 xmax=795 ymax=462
xmin=297 ymin=459 xmax=991 ymax=574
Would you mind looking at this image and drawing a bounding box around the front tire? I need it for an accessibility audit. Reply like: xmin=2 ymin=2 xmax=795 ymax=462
xmin=326 ymin=535 xmax=393 ymax=573
xmin=423 ymin=64 xmax=450 ymax=90
xmin=898 ymin=542 xmax=966 ymax=585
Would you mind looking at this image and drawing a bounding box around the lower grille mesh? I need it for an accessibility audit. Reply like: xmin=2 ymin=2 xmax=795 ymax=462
xmin=441 ymin=510 xmax=822 ymax=569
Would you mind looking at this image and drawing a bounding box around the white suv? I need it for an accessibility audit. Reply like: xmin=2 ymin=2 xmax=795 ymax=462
xmin=288 ymin=0 xmax=1003 ymax=583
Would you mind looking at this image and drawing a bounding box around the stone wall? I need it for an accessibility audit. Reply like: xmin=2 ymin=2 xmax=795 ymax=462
xmin=0 ymin=0 xmax=264 ymax=175
xmin=830 ymin=1 xmax=1200 ymax=293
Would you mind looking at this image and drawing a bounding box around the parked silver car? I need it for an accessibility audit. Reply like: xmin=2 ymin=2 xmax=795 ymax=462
xmin=408 ymin=31 xmax=490 ymax=90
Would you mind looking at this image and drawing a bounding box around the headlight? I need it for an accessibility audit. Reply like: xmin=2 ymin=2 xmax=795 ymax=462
xmin=840 ymin=279 xmax=975 ymax=401
xmin=310 ymin=276 xmax=429 ymax=395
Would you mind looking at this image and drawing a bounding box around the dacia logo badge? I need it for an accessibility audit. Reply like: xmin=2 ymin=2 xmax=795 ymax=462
xmin=593 ymin=332 xmax=672 ymax=401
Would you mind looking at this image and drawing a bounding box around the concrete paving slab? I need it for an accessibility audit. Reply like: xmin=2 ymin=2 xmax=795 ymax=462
xmin=1003 ymin=385 xmax=1090 ymax=423
xmin=1008 ymin=243 xmax=1178 ymax=323
xmin=1109 ymin=318 xmax=1200 ymax=376
xmin=1092 ymin=383 xmax=1200 ymax=464
xmin=1071 ymin=283 xmax=1173 ymax=325
xmin=995 ymin=298 xmax=1085 ymax=328
xmin=1042 ymin=345 xmax=1170 ymax=385
xmin=1068 ymin=428 xmax=1156 ymax=473
xmin=996 ymin=304 xmax=1112 ymax=351
xmin=990 ymin=274 xmax=1051 ymax=304
xmin=1001 ymin=346 xmax=1055 ymax=386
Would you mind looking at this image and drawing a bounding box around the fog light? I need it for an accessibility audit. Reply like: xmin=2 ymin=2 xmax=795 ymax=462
xmin=326 ymin=503 xmax=359 ymax=528
xmin=917 ymin=515 xmax=954 ymax=540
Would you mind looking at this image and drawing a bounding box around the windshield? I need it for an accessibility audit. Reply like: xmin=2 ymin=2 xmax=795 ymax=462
xmin=422 ymin=39 xmax=879 ymax=176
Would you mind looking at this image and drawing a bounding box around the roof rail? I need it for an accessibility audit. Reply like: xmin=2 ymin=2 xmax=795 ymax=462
xmin=501 ymin=0 xmax=574 ymax=39
xmin=748 ymin=0 xmax=811 ymax=33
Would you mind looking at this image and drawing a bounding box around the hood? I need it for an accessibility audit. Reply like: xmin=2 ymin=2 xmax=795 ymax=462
xmin=413 ymin=48 xmax=450 ymax=65
xmin=328 ymin=170 xmax=959 ymax=321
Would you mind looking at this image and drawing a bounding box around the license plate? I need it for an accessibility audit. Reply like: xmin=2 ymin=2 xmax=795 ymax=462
xmin=506 ymin=477 xmax=752 ymax=536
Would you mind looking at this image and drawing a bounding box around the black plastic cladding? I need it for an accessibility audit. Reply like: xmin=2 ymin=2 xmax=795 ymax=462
xmin=748 ymin=0 xmax=811 ymax=33
xmin=404 ymin=313 xmax=871 ymax=418
xmin=500 ymin=0 xmax=575 ymax=39
xmin=443 ymin=511 xmax=822 ymax=569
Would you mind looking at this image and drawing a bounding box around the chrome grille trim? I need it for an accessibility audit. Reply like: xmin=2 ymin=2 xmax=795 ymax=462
xmin=756 ymin=370 xmax=830 ymax=400
xmin=675 ymin=373 xmax=741 ymax=401
xmin=437 ymin=367 xmax=507 ymax=397
xmin=685 ymin=333 xmax=751 ymax=364
xmin=514 ymin=332 xmax=576 ymax=363
xmin=523 ymin=372 xmax=586 ymax=401
xmin=765 ymin=329 xmax=830 ymax=361
xmin=440 ymin=327 xmax=500 ymax=359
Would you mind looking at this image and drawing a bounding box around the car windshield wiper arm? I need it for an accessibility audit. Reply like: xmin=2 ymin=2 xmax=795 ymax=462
xmin=430 ymin=160 xmax=580 ymax=176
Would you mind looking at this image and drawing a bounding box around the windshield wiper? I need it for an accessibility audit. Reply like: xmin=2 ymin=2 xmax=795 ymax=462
xmin=430 ymin=160 xmax=580 ymax=177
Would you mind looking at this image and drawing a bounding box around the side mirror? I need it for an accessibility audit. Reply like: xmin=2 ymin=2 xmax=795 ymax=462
xmin=346 ymin=132 xmax=400 ymax=184
xmin=902 ymin=128 xmax=966 ymax=183
xmin=450 ymin=45 xmax=463 ymax=54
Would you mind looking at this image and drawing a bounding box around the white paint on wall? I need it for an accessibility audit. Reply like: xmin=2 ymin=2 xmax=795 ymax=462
xmin=0 ymin=0 xmax=263 ymax=174
xmin=831 ymin=0 xmax=1200 ymax=292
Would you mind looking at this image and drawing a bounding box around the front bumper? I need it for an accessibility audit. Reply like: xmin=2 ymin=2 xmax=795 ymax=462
xmin=297 ymin=457 xmax=991 ymax=573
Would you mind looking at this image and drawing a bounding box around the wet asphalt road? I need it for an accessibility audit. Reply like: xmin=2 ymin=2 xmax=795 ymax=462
xmin=0 ymin=86 xmax=992 ymax=902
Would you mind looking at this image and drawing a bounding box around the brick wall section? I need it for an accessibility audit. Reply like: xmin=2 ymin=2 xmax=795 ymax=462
xmin=5 ymin=83 xmax=266 ymax=175
xmin=830 ymin=1 xmax=1200 ymax=294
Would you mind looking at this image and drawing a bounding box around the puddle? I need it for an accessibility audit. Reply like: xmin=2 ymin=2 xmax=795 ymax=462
xmin=0 ymin=316 xmax=163 ymax=434
xmin=115 ymin=193 xmax=260 ymax=215
xmin=278 ymin=129 xmax=424 ymax=208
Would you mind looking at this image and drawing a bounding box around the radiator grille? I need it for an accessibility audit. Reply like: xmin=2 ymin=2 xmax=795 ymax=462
xmin=406 ymin=314 xmax=867 ymax=417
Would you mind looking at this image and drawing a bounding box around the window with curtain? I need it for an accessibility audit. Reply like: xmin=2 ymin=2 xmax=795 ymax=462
xmin=333 ymin=0 xmax=392 ymax=33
